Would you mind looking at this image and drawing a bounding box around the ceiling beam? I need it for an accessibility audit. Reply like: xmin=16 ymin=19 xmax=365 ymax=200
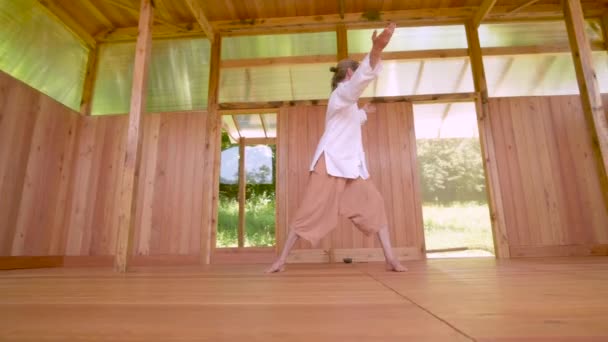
xmin=473 ymin=0 xmax=498 ymax=27
xmin=105 ymin=0 xmax=185 ymax=31
xmin=80 ymin=0 xmax=113 ymax=29
xmin=210 ymin=4 xmax=607 ymax=35
xmin=37 ymin=0 xmax=96 ymax=48
xmin=184 ymin=0 xmax=215 ymax=42
xmin=507 ymin=0 xmax=542 ymax=16
xmin=95 ymin=23 xmax=204 ymax=43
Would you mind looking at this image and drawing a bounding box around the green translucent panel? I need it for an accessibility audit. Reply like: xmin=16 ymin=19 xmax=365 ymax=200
xmin=219 ymin=63 xmax=333 ymax=102
xmin=479 ymin=20 xmax=602 ymax=47
xmin=484 ymin=52 xmax=608 ymax=97
xmin=0 ymin=0 xmax=88 ymax=111
xmin=92 ymin=38 xmax=210 ymax=115
xmin=348 ymin=25 xmax=467 ymax=53
xmin=222 ymin=32 xmax=337 ymax=59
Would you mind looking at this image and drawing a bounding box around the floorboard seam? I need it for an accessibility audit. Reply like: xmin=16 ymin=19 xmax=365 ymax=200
xmin=362 ymin=269 xmax=477 ymax=342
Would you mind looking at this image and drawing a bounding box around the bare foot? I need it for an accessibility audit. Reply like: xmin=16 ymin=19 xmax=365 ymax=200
xmin=386 ymin=259 xmax=407 ymax=272
xmin=265 ymin=259 xmax=286 ymax=273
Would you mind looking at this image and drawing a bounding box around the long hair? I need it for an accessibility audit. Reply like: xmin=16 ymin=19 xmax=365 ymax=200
xmin=330 ymin=59 xmax=360 ymax=91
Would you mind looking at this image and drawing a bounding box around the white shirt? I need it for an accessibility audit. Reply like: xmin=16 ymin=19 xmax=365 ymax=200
xmin=309 ymin=53 xmax=382 ymax=179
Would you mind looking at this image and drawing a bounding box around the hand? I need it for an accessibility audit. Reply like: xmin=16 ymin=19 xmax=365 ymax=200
xmin=371 ymin=22 xmax=396 ymax=52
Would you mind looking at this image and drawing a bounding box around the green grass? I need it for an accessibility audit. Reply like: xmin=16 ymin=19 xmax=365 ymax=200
xmin=217 ymin=193 xmax=275 ymax=248
xmin=423 ymin=202 xmax=494 ymax=254
xmin=218 ymin=197 xmax=494 ymax=255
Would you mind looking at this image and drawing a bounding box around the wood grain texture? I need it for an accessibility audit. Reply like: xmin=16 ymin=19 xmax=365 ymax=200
xmin=114 ymin=0 xmax=154 ymax=272
xmin=1 ymin=258 xmax=608 ymax=341
xmin=276 ymin=103 xmax=424 ymax=257
xmin=0 ymin=71 xmax=79 ymax=257
xmin=64 ymin=112 xmax=208 ymax=258
xmin=488 ymin=96 xmax=608 ymax=255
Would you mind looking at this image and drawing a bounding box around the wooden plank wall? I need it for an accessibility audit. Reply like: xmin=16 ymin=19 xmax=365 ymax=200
xmin=0 ymin=71 xmax=79 ymax=256
xmin=64 ymin=112 xmax=208 ymax=257
xmin=488 ymin=96 xmax=608 ymax=257
xmin=276 ymin=102 xmax=424 ymax=257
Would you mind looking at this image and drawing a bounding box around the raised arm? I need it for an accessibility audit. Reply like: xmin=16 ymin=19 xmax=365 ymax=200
xmin=329 ymin=23 xmax=396 ymax=110
xmin=369 ymin=22 xmax=396 ymax=69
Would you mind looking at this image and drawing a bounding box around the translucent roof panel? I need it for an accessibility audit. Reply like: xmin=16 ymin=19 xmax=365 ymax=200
xmin=261 ymin=114 xmax=277 ymax=137
xmin=348 ymin=25 xmax=467 ymax=53
xmin=222 ymin=113 xmax=277 ymax=143
xmin=220 ymin=63 xmax=333 ymax=102
xmin=92 ymin=38 xmax=210 ymax=115
xmin=479 ymin=19 xmax=602 ymax=47
xmin=0 ymin=0 xmax=88 ymax=111
xmin=484 ymin=52 xmax=608 ymax=97
xmin=413 ymin=102 xmax=479 ymax=139
xmin=222 ymin=31 xmax=336 ymax=59
xmin=234 ymin=114 xmax=266 ymax=138
xmin=361 ymin=57 xmax=474 ymax=97
xmin=222 ymin=115 xmax=239 ymax=142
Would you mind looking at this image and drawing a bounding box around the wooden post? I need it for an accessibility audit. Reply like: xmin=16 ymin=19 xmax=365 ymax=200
xmin=201 ymin=33 xmax=222 ymax=264
xmin=465 ymin=21 xmax=511 ymax=258
xmin=563 ymin=0 xmax=608 ymax=208
xmin=114 ymin=0 xmax=154 ymax=272
xmin=238 ymin=139 xmax=246 ymax=248
xmin=80 ymin=47 xmax=98 ymax=115
xmin=337 ymin=24 xmax=348 ymax=61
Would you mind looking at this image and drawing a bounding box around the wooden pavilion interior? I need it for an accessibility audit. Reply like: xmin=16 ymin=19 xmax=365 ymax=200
xmin=1 ymin=0 xmax=608 ymax=340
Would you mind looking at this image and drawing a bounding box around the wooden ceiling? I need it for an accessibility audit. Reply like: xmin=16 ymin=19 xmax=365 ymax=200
xmin=41 ymin=0 xmax=608 ymax=46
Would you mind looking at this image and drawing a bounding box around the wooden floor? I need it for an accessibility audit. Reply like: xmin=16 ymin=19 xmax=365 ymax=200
xmin=1 ymin=257 xmax=608 ymax=341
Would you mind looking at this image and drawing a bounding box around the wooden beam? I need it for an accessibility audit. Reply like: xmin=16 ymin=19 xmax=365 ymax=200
xmin=0 ymin=256 xmax=63 ymax=270
xmin=220 ymin=108 xmax=279 ymax=115
xmin=338 ymin=0 xmax=346 ymax=19
xmin=218 ymin=92 xmax=478 ymax=110
xmin=563 ymin=0 xmax=608 ymax=209
xmin=80 ymin=47 xmax=99 ymax=115
xmin=465 ymin=21 xmax=510 ymax=259
xmin=114 ymin=0 xmax=154 ymax=273
xmin=184 ymin=0 xmax=215 ymax=42
xmin=37 ymin=0 xmax=96 ymax=48
xmin=507 ymin=0 xmax=542 ymax=15
xmin=211 ymin=5 xmax=607 ymax=35
xmin=602 ymin=14 xmax=608 ymax=51
xmin=242 ymin=137 xmax=277 ymax=145
xmin=80 ymin=0 xmax=114 ymax=30
xmin=212 ymin=8 xmax=476 ymax=34
xmin=232 ymin=114 xmax=243 ymax=138
xmin=201 ymin=33 xmax=223 ymax=264
xmin=238 ymin=139 xmax=246 ymax=248
xmin=105 ymin=0 xmax=183 ymax=31
xmin=96 ymin=23 xmax=204 ymax=43
xmin=473 ymin=0 xmax=499 ymax=27
xmin=221 ymin=55 xmax=336 ymax=68
xmin=482 ymin=42 xmax=605 ymax=55
xmin=337 ymin=24 xmax=348 ymax=61
xmin=259 ymin=114 xmax=268 ymax=137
